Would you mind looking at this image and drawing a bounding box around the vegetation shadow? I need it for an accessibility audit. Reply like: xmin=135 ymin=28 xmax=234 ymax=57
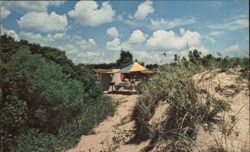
xmin=106 ymin=90 xmax=138 ymax=95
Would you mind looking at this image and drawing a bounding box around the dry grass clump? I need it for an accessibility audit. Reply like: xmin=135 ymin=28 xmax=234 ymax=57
xmin=132 ymin=63 xmax=231 ymax=151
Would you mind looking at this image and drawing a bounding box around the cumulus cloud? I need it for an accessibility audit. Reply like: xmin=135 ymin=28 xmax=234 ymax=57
xmin=19 ymin=31 xmax=98 ymax=53
xmin=203 ymin=35 xmax=216 ymax=44
xmin=133 ymin=50 xmax=162 ymax=64
xmin=59 ymin=44 xmax=79 ymax=55
xmin=18 ymin=11 xmax=68 ymax=33
xmin=131 ymin=0 xmax=154 ymax=20
xmin=106 ymin=29 xmax=146 ymax=51
xmin=3 ymin=1 xmax=64 ymax=12
xmin=47 ymin=33 xmax=65 ymax=40
xmin=127 ymin=30 xmax=146 ymax=45
xmin=68 ymin=1 xmax=115 ymax=27
xmin=76 ymin=38 xmax=96 ymax=50
xmin=19 ymin=31 xmax=50 ymax=45
xmin=59 ymin=44 xmax=110 ymax=64
xmin=106 ymin=27 xmax=119 ymax=38
xmin=106 ymin=37 xmax=122 ymax=51
xmin=19 ymin=31 xmax=67 ymax=47
xmin=150 ymin=17 xmax=196 ymax=30
xmin=226 ymin=44 xmax=240 ymax=52
xmin=1 ymin=6 xmax=11 ymax=19
xmin=146 ymin=28 xmax=201 ymax=50
xmin=49 ymin=1 xmax=65 ymax=7
xmin=208 ymin=14 xmax=248 ymax=31
xmin=72 ymin=51 xmax=110 ymax=64
xmin=1 ymin=25 xmax=19 ymax=41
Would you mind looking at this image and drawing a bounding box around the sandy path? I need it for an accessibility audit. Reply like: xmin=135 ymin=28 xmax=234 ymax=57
xmin=67 ymin=94 xmax=149 ymax=152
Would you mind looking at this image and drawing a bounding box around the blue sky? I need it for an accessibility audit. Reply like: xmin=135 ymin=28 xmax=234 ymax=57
xmin=1 ymin=0 xmax=249 ymax=64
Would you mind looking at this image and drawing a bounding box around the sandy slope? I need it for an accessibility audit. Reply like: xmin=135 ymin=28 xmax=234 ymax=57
xmin=67 ymin=94 xmax=149 ymax=152
xmin=193 ymin=69 xmax=249 ymax=151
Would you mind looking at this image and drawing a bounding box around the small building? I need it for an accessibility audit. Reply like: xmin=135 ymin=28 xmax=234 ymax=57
xmin=94 ymin=69 xmax=122 ymax=91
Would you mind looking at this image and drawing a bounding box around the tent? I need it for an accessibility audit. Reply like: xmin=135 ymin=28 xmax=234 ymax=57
xmin=116 ymin=62 xmax=153 ymax=82
xmin=117 ymin=62 xmax=151 ymax=73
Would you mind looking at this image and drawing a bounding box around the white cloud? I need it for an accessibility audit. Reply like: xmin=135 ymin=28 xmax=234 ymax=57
xmin=132 ymin=0 xmax=154 ymax=20
xmin=19 ymin=31 xmax=66 ymax=46
xmin=1 ymin=6 xmax=11 ymax=19
xmin=106 ymin=37 xmax=122 ymax=51
xmin=150 ymin=17 xmax=196 ymax=30
xmin=72 ymin=51 xmax=112 ymax=64
xmin=106 ymin=30 xmax=146 ymax=51
xmin=127 ymin=30 xmax=146 ymax=45
xmin=76 ymin=38 xmax=96 ymax=50
xmin=133 ymin=50 xmax=161 ymax=64
xmin=209 ymin=31 xmax=224 ymax=37
xmin=59 ymin=44 xmax=79 ymax=55
xmin=48 ymin=33 xmax=65 ymax=40
xmin=19 ymin=31 xmax=48 ymax=45
xmin=3 ymin=1 xmax=64 ymax=12
xmin=208 ymin=14 xmax=248 ymax=31
xmin=226 ymin=44 xmax=240 ymax=52
xmin=68 ymin=1 xmax=115 ymax=27
xmin=18 ymin=11 xmax=68 ymax=33
xmin=106 ymin=27 xmax=119 ymax=38
xmin=203 ymin=35 xmax=216 ymax=44
xmin=19 ymin=31 xmax=97 ymax=53
xmin=49 ymin=1 xmax=65 ymax=7
xmin=146 ymin=28 xmax=201 ymax=50
xmin=1 ymin=25 xmax=19 ymax=41
xmin=58 ymin=44 xmax=110 ymax=64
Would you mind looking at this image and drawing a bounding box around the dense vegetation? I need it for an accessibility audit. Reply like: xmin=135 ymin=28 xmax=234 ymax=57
xmin=132 ymin=50 xmax=249 ymax=151
xmin=0 ymin=35 xmax=115 ymax=152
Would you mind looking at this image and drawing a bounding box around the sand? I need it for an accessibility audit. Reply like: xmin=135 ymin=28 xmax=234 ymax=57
xmin=67 ymin=94 xmax=149 ymax=152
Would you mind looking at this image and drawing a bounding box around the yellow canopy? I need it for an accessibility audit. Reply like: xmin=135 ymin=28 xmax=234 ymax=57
xmin=117 ymin=62 xmax=150 ymax=73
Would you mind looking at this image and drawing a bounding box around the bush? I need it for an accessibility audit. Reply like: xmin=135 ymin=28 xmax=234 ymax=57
xmin=14 ymin=129 xmax=61 ymax=152
xmin=70 ymin=64 xmax=102 ymax=100
xmin=3 ymin=49 xmax=85 ymax=131
xmin=0 ymin=35 xmax=115 ymax=151
xmin=15 ymin=96 xmax=116 ymax=151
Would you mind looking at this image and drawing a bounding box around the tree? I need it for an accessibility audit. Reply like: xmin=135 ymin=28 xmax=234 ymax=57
xmin=200 ymin=54 xmax=215 ymax=67
xmin=188 ymin=49 xmax=201 ymax=64
xmin=135 ymin=59 xmax=145 ymax=66
xmin=174 ymin=54 xmax=180 ymax=62
xmin=116 ymin=49 xmax=133 ymax=68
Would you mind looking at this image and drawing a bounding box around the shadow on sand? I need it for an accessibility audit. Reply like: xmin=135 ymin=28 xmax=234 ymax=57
xmin=105 ymin=90 xmax=139 ymax=95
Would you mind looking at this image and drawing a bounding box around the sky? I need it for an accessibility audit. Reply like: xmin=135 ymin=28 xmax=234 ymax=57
xmin=0 ymin=0 xmax=249 ymax=64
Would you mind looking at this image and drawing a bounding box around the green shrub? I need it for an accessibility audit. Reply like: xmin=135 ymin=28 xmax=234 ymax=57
xmin=70 ymin=64 xmax=102 ymax=100
xmin=14 ymin=129 xmax=61 ymax=152
xmin=3 ymin=49 xmax=85 ymax=132
xmin=14 ymin=96 xmax=116 ymax=151
xmin=1 ymin=35 xmax=116 ymax=151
